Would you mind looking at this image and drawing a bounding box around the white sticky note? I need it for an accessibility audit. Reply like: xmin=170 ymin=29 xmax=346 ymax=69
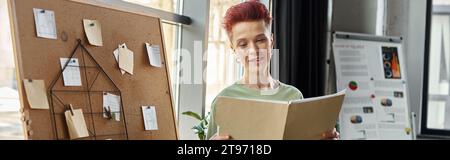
xmin=113 ymin=44 xmax=126 ymax=75
xmin=33 ymin=8 xmax=57 ymax=39
xmin=60 ymin=58 xmax=82 ymax=86
xmin=23 ymin=79 xmax=50 ymax=109
xmin=83 ymin=19 xmax=103 ymax=46
xmin=118 ymin=45 xmax=134 ymax=75
xmin=142 ymin=106 xmax=158 ymax=131
xmin=146 ymin=43 xmax=162 ymax=68
xmin=103 ymin=92 xmax=121 ymax=121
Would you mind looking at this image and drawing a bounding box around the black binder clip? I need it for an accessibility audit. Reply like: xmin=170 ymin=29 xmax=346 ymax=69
xmin=66 ymin=104 xmax=75 ymax=116
xmin=104 ymin=106 xmax=112 ymax=120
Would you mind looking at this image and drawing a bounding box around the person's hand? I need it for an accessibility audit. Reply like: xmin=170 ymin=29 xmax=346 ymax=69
xmin=209 ymin=134 xmax=232 ymax=140
xmin=321 ymin=128 xmax=339 ymax=140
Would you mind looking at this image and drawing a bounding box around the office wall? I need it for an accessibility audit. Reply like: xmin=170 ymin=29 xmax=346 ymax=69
xmin=332 ymin=0 xmax=379 ymax=34
xmin=385 ymin=0 xmax=427 ymax=135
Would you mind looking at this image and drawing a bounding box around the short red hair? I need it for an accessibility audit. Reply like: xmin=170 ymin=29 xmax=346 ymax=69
xmin=223 ymin=0 xmax=272 ymax=36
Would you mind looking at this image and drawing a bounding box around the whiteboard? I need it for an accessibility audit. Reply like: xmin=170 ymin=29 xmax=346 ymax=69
xmin=332 ymin=32 xmax=413 ymax=140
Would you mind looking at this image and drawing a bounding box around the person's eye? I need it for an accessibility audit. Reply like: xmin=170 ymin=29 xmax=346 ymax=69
xmin=256 ymin=39 xmax=266 ymax=43
xmin=238 ymin=43 xmax=247 ymax=48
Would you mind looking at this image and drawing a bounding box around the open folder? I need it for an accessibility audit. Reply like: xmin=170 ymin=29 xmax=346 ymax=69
xmin=215 ymin=90 xmax=346 ymax=140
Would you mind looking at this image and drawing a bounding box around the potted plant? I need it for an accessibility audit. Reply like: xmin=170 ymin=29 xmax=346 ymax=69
xmin=181 ymin=111 xmax=210 ymax=140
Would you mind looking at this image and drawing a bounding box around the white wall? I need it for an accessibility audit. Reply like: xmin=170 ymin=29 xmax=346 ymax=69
xmin=332 ymin=0 xmax=379 ymax=34
xmin=385 ymin=0 xmax=427 ymax=135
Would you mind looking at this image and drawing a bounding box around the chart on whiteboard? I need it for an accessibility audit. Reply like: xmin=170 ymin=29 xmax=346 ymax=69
xmin=333 ymin=33 xmax=413 ymax=140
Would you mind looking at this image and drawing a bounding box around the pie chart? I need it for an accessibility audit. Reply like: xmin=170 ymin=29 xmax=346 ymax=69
xmin=349 ymin=81 xmax=358 ymax=91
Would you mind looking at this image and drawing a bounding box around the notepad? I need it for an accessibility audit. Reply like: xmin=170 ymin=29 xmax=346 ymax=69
xmin=60 ymin=58 xmax=82 ymax=86
xmin=113 ymin=44 xmax=126 ymax=75
xmin=103 ymin=92 xmax=121 ymax=121
xmin=142 ymin=106 xmax=158 ymax=131
xmin=83 ymin=19 xmax=103 ymax=46
xmin=118 ymin=44 xmax=134 ymax=75
xmin=65 ymin=108 xmax=89 ymax=140
xmin=215 ymin=90 xmax=346 ymax=140
xmin=23 ymin=79 xmax=50 ymax=109
xmin=33 ymin=8 xmax=57 ymax=39
xmin=146 ymin=43 xmax=162 ymax=68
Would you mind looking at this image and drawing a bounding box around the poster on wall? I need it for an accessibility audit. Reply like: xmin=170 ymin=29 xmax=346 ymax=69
xmin=332 ymin=32 xmax=413 ymax=140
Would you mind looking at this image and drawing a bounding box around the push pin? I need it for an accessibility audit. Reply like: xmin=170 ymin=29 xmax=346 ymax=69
xmin=90 ymin=23 xmax=95 ymax=27
xmin=40 ymin=9 xmax=45 ymax=13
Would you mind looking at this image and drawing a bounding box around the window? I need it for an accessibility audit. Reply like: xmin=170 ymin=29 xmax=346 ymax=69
xmin=423 ymin=0 xmax=450 ymax=136
xmin=204 ymin=0 xmax=272 ymax=114
xmin=123 ymin=0 xmax=178 ymax=13
xmin=0 ymin=0 xmax=23 ymax=139
xmin=205 ymin=0 xmax=244 ymax=115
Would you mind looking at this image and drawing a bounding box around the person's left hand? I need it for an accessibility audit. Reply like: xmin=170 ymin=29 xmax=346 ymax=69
xmin=321 ymin=128 xmax=339 ymax=140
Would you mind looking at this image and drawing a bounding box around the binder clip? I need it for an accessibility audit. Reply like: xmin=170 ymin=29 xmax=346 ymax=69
xmin=66 ymin=104 xmax=75 ymax=116
xmin=104 ymin=106 xmax=112 ymax=120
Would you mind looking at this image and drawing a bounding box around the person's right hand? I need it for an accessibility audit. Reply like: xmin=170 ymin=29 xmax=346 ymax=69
xmin=209 ymin=134 xmax=232 ymax=140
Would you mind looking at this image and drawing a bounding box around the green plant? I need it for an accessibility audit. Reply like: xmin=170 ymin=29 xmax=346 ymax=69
xmin=182 ymin=111 xmax=210 ymax=140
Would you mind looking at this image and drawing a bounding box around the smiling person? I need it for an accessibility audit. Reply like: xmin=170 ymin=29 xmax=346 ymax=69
xmin=206 ymin=0 xmax=339 ymax=140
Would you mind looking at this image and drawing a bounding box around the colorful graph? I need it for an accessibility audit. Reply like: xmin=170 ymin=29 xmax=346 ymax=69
xmin=348 ymin=81 xmax=358 ymax=91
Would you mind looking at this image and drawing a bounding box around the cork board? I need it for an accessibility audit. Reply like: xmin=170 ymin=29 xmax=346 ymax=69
xmin=8 ymin=0 xmax=178 ymax=140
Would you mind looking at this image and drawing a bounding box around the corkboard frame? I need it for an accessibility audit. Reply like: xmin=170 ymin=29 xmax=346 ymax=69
xmin=8 ymin=0 xmax=178 ymax=140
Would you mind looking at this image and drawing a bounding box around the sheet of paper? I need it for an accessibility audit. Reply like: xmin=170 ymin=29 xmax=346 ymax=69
xmin=33 ymin=8 xmax=57 ymax=39
xmin=146 ymin=43 xmax=162 ymax=67
xmin=83 ymin=19 xmax=103 ymax=46
xmin=118 ymin=45 xmax=134 ymax=75
xmin=113 ymin=45 xmax=126 ymax=75
xmin=60 ymin=58 xmax=82 ymax=86
xmin=215 ymin=90 xmax=346 ymax=140
xmin=142 ymin=106 xmax=158 ymax=131
xmin=23 ymin=79 xmax=50 ymax=109
xmin=103 ymin=92 xmax=121 ymax=121
xmin=65 ymin=108 xmax=89 ymax=140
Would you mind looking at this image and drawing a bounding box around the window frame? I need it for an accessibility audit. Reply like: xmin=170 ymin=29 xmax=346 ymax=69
xmin=420 ymin=0 xmax=450 ymax=138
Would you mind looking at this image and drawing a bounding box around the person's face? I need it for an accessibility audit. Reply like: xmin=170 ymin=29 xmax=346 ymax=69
xmin=229 ymin=21 xmax=273 ymax=74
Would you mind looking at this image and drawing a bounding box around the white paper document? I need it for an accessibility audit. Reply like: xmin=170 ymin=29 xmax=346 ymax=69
xmin=60 ymin=58 xmax=82 ymax=86
xmin=103 ymin=92 xmax=121 ymax=121
xmin=146 ymin=43 xmax=162 ymax=68
xmin=142 ymin=106 xmax=158 ymax=131
xmin=33 ymin=8 xmax=57 ymax=39
xmin=113 ymin=47 xmax=126 ymax=75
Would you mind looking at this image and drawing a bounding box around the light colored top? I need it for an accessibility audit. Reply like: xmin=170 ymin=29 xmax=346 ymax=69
xmin=206 ymin=81 xmax=303 ymax=139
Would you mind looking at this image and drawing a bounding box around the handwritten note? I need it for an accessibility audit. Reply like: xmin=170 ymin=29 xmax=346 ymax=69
xmin=60 ymin=58 xmax=82 ymax=86
xmin=142 ymin=106 xmax=158 ymax=131
xmin=33 ymin=8 xmax=57 ymax=39
xmin=146 ymin=43 xmax=162 ymax=68
xmin=103 ymin=92 xmax=121 ymax=121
